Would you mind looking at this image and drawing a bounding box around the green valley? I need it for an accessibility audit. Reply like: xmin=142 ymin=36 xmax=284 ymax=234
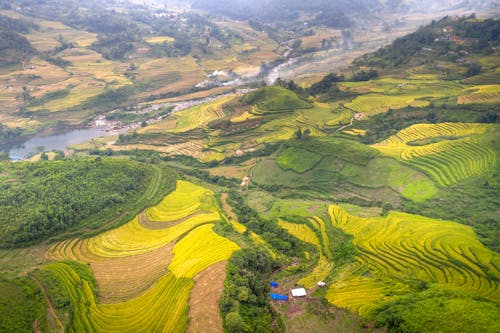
xmin=0 ymin=2 xmax=499 ymax=333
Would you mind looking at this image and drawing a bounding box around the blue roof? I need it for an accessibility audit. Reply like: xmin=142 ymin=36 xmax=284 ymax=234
xmin=270 ymin=293 xmax=288 ymax=301
xmin=270 ymin=281 xmax=279 ymax=287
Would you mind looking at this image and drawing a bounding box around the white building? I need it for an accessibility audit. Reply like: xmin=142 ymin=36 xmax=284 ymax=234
xmin=290 ymin=288 xmax=307 ymax=297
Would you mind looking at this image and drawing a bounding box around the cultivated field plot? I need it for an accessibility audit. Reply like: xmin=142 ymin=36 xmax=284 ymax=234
xmin=25 ymin=18 xmax=97 ymax=51
xmin=278 ymin=219 xmax=320 ymax=247
xmin=253 ymin=137 xmax=437 ymax=203
xmin=343 ymin=79 xmax=463 ymax=115
xmin=326 ymin=205 xmax=500 ymax=315
xmin=45 ymin=181 xmax=239 ymax=331
xmin=457 ymin=84 xmax=500 ymax=105
xmin=374 ymin=122 xmax=497 ymax=186
xmin=135 ymin=57 xmax=206 ymax=97
xmin=169 ymin=96 xmax=234 ymax=133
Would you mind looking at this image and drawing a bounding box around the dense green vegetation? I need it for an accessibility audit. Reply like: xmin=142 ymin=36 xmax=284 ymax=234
xmin=220 ymin=248 xmax=282 ymax=333
xmin=371 ymin=289 xmax=500 ymax=333
xmin=0 ymin=158 xmax=176 ymax=247
xmin=227 ymin=190 xmax=305 ymax=258
xmin=0 ymin=276 xmax=46 ymax=333
xmin=355 ymin=16 xmax=499 ymax=73
xmin=0 ymin=14 xmax=36 ymax=65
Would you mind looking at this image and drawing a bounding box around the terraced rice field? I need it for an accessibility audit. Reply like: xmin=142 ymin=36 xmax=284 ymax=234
xmin=169 ymin=224 xmax=239 ymax=278
xmin=326 ymin=270 xmax=389 ymax=316
xmin=170 ymin=96 xmax=234 ymax=133
xmin=462 ymin=70 xmax=500 ymax=85
xmin=374 ymin=123 xmax=496 ymax=186
xmin=278 ymin=219 xmax=320 ymax=247
xmin=345 ymin=94 xmax=429 ymax=115
xmin=44 ymin=262 xmax=193 ymax=333
xmin=136 ymin=57 xmax=205 ymax=96
xmin=44 ymin=181 xmax=240 ymax=331
xmin=344 ymin=80 xmax=463 ymax=115
xmin=326 ymin=205 xmax=500 ymax=314
xmin=146 ymin=181 xmax=215 ymax=222
xmin=308 ymin=216 xmax=332 ymax=259
xmin=298 ymin=255 xmax=333 ymax=289
xmin=279 ymin=216 xmax=334 ymax=288
xmin=458 ymin=85 xmax=500 ymax=104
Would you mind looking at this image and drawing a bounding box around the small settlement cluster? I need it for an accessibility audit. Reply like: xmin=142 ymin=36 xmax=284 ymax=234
xmin=269 ymin=281 xmax=325 ymax=301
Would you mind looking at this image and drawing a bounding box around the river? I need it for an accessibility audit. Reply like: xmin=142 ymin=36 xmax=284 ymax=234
xmin=4 ymin=128 xmax=109 ymax=160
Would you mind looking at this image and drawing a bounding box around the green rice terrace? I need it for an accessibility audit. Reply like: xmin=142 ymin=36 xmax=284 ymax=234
xmin=0 ymin=9 xmax=499 ymax=333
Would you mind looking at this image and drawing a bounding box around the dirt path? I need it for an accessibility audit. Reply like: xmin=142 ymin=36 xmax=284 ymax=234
xmin=334 ymin=112 xmax=362 ymax=134
xmin=220 ymin=193 xmax=237 ymax=221
xmin=30 ymin=274 xmax=65 ymax=333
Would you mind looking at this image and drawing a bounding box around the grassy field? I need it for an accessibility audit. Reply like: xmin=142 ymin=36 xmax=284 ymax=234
xmin=243 ymin=86 xmax=312 ymax=113
xmin=252 ymin=137 xmax=437 ymax=203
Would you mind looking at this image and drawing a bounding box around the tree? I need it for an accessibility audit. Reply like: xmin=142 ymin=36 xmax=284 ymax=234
xmin=225 ymin=312 xmax=245 ymax=332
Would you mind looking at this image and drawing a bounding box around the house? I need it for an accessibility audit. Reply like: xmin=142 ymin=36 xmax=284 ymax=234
xmin=290 ymin=288 xmax=307 ymax=298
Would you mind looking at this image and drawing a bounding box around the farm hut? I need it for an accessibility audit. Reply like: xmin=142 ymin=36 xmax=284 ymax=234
xmin=270 ymin=281 xmax=279 ymax=288
xmin=317 ymin=281 xmax=326 ymax=287
xmin=290 ymin=288 xmax=307 ymax=298
xmin=270 ymin=293 xmax=288 ymax=301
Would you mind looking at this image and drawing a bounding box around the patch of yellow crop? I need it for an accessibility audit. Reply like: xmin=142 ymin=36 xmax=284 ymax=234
xmin=328 ymin=205 xmax=500 ymax=305
xmin=230 ymin=111 xmax=259 ymax=123
xmin=374 ymin=123 xmax=496 ymax=186
xmin=170 ymin=96 xmax=233 ymax=133
xmin=326 ymin=270 xmax=389 ymax=316
xmin=146 ymin=36 xmax=175 ymax=44
xmin=278 ymin=219 xmax=320 ymax=247
xmin=169 ymin=224 xmax=240 ymax=278
xmin=44 ymin=181 xmax=239 ymax=331
xmin=136 ymin=57 xmax=205 ymax=96
xmin=45 ymin=262 xmax=192 ymax=333
xmin=343 ymin=128 xmax=366 ymax=136
xmin=29 ymin=82 xmax=103 ymax=112
xmin=298 ymin=255 xmax=333 ymax=289
xmin=229 ymin=219 xmax=247 ymax=234
xmin=458 ymin=84 xmax=500 ymax=104
xmin=146 ymin=180 xmax=215 ymax=222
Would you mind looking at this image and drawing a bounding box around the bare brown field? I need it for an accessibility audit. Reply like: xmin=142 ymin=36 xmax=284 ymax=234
xmin=187 ymin=261 xmax=227 ymax=333
xmin=91 ymin=243 xmax=174 ymax=303
xmin=301 ymin=28 xmax=342 ymax=49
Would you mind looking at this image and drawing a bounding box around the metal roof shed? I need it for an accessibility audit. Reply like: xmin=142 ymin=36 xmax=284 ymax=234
xmin=290 ymin=288 xmax=307 ymax=297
